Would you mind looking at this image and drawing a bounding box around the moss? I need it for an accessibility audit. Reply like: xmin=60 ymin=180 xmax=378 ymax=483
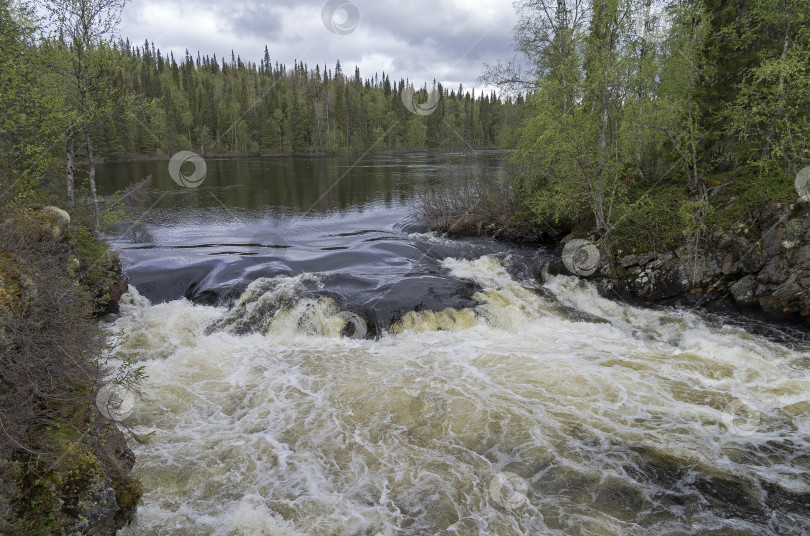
xmin=69 ymin=226 xmax=126 ymax=314
xmin=53 ymin=442 xmax=104 ymax=512
xmin=112 ymin=474 xmax=143 ymax=512
xmin=1 ymin=440 xmax=111 ymax=535
xmin=9 ymin=211 xmax=62 ymax=244
xmin=6 ymin=455 xmax=64 ymax=536
xmin=0 ymin=252 xmax=26 ymax=318
xmin=609 ymin=264 xmax=632 ymax=280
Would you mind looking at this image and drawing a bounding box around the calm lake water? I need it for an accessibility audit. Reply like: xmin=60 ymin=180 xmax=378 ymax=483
xmin=99 ymin=153 xmax=809 ymax=535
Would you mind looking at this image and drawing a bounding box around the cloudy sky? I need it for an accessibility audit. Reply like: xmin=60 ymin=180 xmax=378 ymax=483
xmin=118 ymin=0 xmax=518 ymax=93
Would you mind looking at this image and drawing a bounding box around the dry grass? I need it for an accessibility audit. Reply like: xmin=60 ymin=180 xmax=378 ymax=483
xmin=417 ymin=163 xmax=518 ymax=233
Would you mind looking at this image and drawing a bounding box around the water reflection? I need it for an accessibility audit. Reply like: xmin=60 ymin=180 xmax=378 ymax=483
xmin=97 ymin=152 xmax=506 ymax=216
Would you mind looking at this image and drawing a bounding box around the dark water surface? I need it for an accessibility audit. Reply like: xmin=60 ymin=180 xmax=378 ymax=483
xmin=101 ymin=152 xmax=536 ymax=328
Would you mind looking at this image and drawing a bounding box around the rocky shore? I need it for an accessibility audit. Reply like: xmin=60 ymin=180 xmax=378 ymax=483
xmin=545 ymin=200 xmax=810 ymax=326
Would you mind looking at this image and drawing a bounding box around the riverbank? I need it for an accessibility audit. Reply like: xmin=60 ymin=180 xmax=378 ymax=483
xmin=0 ymin=207 xmax=140 ymax=534
xmin=436 ymin=199 xmax=810 ymax=329
xmin=544 ymin=199 xmax=810 ymax=328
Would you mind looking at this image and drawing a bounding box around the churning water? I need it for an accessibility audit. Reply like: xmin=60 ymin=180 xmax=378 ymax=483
xmin=101 ymin=155 xmax=810 ymax=535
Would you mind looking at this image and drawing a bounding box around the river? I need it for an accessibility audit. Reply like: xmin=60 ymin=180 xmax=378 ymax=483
xmin=99 ymin=153 xmax=810 ymax=535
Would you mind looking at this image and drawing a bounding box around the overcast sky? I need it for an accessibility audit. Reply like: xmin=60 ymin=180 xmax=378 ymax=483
xmin=118 ymin=0 xmax=518 ymax=93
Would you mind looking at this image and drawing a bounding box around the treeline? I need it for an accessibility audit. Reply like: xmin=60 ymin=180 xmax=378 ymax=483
xmin=102 ymin=42 xmax=528 ymax=158
xmin=484 ymin=0 xmax=810 ymax=252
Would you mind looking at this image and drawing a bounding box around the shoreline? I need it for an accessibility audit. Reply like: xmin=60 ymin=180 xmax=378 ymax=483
xmin=95 ymin=146 xmax=506 ymax=164
xmin=434 ymin=201 xmax=810 ymax=332
xmin=0 ymin=207 xmax=140 ymax=535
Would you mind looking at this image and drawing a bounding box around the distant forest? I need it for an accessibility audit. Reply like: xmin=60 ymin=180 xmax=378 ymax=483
xmin=83 ymin=41 xmax=530 ymax=159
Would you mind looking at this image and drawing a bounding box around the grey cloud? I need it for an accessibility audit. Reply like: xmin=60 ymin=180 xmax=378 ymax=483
xmin=119 ymin=0 xmax=516 ymax=91
xmin=220 ymin=3 xmax=284 ymax=40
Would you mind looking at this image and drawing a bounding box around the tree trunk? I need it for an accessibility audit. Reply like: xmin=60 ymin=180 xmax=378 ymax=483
xmin=65 ymin=131 xmax=75 ymax=207
xmin=687 ymin=103 xmax=706 ymax=199
xmin=85 ymin=128 xmax=99 ymax=229
xmin=759 ymin=22 xmax=792 ymax=168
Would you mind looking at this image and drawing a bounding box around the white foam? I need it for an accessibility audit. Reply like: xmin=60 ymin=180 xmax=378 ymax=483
xmin=114 ymin=256 xmax=810 ymax=534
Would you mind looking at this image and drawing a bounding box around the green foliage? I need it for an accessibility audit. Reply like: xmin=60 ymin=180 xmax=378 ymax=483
xmin=720 ymin=0 xmax=810 ymax=177
xmin=72 ymin=226 xmax=109 ymax=271
xmin=611 ymin=185 xmax=687 ymax=254
xmin=704 ymin=166 xmax=797 ymax=229
xmin=0 ymin=0 xmax=63 ymax=204
xmin=501 ymin=0 xmax=810 ymax=252
xmin=678 ymin=197 xmax=714 ymax=239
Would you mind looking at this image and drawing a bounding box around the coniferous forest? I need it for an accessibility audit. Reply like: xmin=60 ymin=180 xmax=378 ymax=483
xmin=88 ymin=42 xmax=529 ymax=159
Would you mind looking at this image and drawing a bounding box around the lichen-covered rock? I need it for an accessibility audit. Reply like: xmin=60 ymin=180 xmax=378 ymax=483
xmin=71 ymin=227 xmax=128 ymax=315
xmin=730 ymin=275 xmax=758 ymax=307
xmin=42 ymin=205 xmax=71 ymax=239
xmin=67 ymin=255 xmax=81 ymax=278
xmin=598 ymin=256 xmax=692 ymax=302
xmin=85 ymin=250 xmax=128 ymax=315
xmin=64 ymin=479 xmax=119 ymax=536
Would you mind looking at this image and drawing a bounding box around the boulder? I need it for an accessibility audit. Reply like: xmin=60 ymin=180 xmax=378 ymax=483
xmin=87 ymin=250 xmax=128 ymax=315
xmin=757 ymin=257 xmax=789 ymax=285
xmin=730 ymin=275 xmax=758 ymax=307
xmin=67 ymin=255 xmax=81 ymax=278
xmin=542 ymin=202 xmax=810 ymax=324
xmin=618 ymin=252 xmax=657 ymax=268
xmin=65 ymin=478 xmax=119 ymax=536
xmin=792 ymin=244 xmax=810 ymax=266
xmin=618 ymin=254 xmax=640 ymax=268
xmin=41 ymin=206 xmax=71 ymax=240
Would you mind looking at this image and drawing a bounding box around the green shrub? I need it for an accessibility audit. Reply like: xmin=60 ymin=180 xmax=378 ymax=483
xmin=610 ymin=185 xmax=688 ymax=254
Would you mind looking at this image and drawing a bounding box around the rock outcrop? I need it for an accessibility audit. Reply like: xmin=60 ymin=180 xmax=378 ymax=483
xmin=546 ymin=201 xmax=810 ymax=325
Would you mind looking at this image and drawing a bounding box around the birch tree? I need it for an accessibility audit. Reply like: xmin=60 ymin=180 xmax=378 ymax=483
xmin=44 ymin=0 xmax=129 ymax=225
